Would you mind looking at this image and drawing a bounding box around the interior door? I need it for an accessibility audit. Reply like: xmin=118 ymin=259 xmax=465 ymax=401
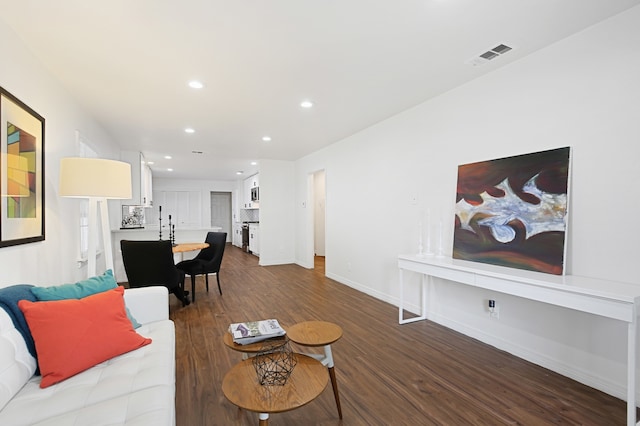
xmin=210 ymin=192 xmax=232 ymax=242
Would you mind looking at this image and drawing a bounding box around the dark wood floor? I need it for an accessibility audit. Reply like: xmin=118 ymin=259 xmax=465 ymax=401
xmin=168 ymin=244 xmax=630 ymax=425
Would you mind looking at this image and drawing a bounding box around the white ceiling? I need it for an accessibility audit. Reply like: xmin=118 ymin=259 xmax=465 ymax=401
xmin=2 ymin=0 xmax=639 ymax=180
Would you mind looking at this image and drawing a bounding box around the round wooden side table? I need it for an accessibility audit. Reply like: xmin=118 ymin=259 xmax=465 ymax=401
xmin=223 ymin=333 xmax=288 ymax=359
xmin=286 ymin=321 xmax=343 ymax=419
xmin=222 ymin=353 xmax=328 ymax=425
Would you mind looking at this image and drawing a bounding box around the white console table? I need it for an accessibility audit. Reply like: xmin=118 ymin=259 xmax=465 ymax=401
xmin=398 ymin=254 xmax=640 ymax=425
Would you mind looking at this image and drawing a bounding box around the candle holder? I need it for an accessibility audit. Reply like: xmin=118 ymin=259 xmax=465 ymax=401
xmin=425 ymin=212 xmax=434 ymax=257
xmin=418 ymin=210 xmax=435 ymax=257
xmin=168 ymin=214 xmax=174 ymax=245
xmin=436 ymin=219 xmax=445 ymax=258
xmin=416 ymin=220 xmax=425 ymax=258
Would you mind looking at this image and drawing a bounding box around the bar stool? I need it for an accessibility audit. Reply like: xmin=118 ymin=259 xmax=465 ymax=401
xmin=286 ymin=321 xmax=343 ymax=419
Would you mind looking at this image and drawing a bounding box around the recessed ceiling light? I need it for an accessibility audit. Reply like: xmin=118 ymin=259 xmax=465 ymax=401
xmin=251 ymin=161 xmax=257 ymax=166
xmin=236 ymin=171 xmax=244 ymax=175
xmin=300 ymin=100 xmax=313 ymax=108
xmin=188 ymin=80 xmax=204 ymax=89
xmin=164 ymin=155 xmax=172 ymax=160
xmin=167 ymin=168 xmax=173 ymax=172
xmin=185 ymin=128 xmax=195 ymax=134
xmin=147 ymin=161 xmax=155 ymax=165
xmin=262 ymin=136 xmax=271 ymax=142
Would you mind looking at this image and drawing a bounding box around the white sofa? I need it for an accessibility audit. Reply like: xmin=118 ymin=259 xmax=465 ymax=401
xmin=0 ymin=286 xmax=176 ymax=426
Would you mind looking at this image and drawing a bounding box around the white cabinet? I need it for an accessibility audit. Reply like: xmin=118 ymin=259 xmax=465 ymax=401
xmin=233 ymin=187 xmax=241 ymax=223
xmin=232 ymin=223 xmax=243 ymax=248
xmin=249 ymin=223 xmax=259 ymax=256
xmin=243 ymin=179 xmax=249 ymax=208
xmin=121 ymin=151 xmax=153 ymax=207
xmin=143 ymin=165 xmax=153 ymax=207
xmin=249 ymin=174 xmax=259 ymax=189
xmin=147 ymin=190 xmax=202 ymax=228
xmin=243 ymin=174 xmax=259 ymax=209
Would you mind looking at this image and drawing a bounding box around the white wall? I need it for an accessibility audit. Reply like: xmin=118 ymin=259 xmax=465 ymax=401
xmin=0 ymin=18 xmax=123 ymax=287
xmin=294 ymin=6 xmax=640 ymax=401
xmin=259 ymin=160 xmax=296 ymax=266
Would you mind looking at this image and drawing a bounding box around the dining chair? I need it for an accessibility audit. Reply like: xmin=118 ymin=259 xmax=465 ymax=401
xmin=176 ymin=232 xmax=227 ymax=302
xmin=120 ymin=239 xmax=190 ymax=306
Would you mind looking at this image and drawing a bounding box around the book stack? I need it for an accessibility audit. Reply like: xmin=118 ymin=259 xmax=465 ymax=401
xmin=228 ymin=319 xmax=286 ymax=345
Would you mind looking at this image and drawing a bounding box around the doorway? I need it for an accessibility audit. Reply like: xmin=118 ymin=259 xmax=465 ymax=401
xmin=312 ymin=170 xmax=326 ymax=272
xmin=210 ymin=192 xmax=232 ymax=242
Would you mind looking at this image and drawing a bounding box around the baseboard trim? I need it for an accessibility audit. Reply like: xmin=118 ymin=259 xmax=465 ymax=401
xmin=325 ymin=271 xmax=634 ymax=404
xmin=325 ymin=272 xmax=399 ymax=307
xmin=428 ymin=312 xmax=630 ymax=402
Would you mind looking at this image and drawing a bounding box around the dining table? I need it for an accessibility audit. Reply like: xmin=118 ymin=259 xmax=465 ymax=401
xmin=172 ymin=242 xmax=209 ymax=262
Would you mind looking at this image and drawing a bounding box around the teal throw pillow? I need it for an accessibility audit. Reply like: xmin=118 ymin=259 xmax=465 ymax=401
xmin=31 ymin=269 xmax=117 ymax=300
xmin=31 ymin=269 xmax=141 ymax=329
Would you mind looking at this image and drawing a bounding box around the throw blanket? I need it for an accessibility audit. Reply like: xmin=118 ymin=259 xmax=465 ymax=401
xmin=0 ymin=284 xmax=38 ymax=365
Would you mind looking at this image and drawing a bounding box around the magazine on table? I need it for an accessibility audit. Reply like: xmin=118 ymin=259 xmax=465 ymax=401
xmin=229 ymin=319 xmax=286 ymax=345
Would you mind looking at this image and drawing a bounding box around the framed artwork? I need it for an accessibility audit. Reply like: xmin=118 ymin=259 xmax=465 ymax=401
xmin=121 ymin=205 xmax=145 ymax=229
xmin=453 ymin=147 xmax=571 ymax=275
xmin=0 ymin=86 xmax=45 ymax=247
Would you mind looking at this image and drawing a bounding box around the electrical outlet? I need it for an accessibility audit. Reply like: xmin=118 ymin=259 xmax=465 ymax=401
xmin=490 ymin=306 xmax=500 ymax=319
xmin=488 ymin=299 xmax=499 ymax=319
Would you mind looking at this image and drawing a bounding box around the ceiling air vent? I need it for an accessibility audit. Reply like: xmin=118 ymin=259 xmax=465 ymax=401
xmin=492 ymin=44 xmax=512 ymax=54
xmin=479 ymin=51 xmax=499 ymax=60
xmin=466 ymin=43 xmax=514 ymax=67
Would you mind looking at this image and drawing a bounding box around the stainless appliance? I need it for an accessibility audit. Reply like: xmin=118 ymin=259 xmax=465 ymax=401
xmin=241 ymin=224 xmax=250 ymax=252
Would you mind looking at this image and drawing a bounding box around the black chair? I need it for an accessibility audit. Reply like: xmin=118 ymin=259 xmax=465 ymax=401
xmin=120 ymin=240 xmax=190 ymax=306
xmin=176 ymin=232 xmax=227 ymax=302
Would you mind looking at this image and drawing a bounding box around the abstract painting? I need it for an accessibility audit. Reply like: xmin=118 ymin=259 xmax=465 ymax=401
xmin=453 ymin=147 xmax=571 ymax=275
xmin=1 ymin=86 xmax=45 ymax=247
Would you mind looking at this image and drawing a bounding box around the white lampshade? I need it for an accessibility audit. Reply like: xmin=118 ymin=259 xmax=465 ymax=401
xmin=59 ymin=157 xmax=132 ymax=199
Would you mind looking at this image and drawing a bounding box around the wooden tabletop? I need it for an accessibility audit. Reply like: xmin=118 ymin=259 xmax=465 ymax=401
xmin=286 ymin=321 xmax=343 ymax=347
xmin=223 ymin=332 xmax=288 ymax=353
xmin=222 ymin=354 xmax=328 ymax=415
xmin=172 ymin=242 xmax=208 ymax=253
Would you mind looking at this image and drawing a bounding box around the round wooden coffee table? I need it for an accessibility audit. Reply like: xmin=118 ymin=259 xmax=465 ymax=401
xmin=286 ymin=321 xmax=342 ymax=347
xmin=222 ymin=332 xmax=288 ymax=359
xmin=222 ymin=353 xmax=328 ymax=425
xmin=286 ymin=321 xmax=343 ymax=419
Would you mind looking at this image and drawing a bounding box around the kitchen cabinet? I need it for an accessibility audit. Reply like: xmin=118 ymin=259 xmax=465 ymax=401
xmin=232 ymin=223 xmax=243 ymax=248
xmin=243 ymin=173 xmax=259 ymax=209
xmin=232 ymin=187 xmax=241 ymax=223
xmin=249 ymin=174 xmax=259 ymax=189
xmin=249 ymin=223 xmax=259 ymax=256
xmin=121 ymin=151 xmax=153 ymax=207
xmin=147 ymin=190 xmax=202 ymax=228
xmin=143 ymin=165 xmax=153 ymax=207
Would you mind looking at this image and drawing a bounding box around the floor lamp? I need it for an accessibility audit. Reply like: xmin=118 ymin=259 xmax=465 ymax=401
xmin=59 ymin=158 xmax=132 ymax=277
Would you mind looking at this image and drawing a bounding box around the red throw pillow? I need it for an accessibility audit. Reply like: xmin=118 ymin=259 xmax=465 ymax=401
xmin=18 ymin=286 xmax=151 ymax=388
